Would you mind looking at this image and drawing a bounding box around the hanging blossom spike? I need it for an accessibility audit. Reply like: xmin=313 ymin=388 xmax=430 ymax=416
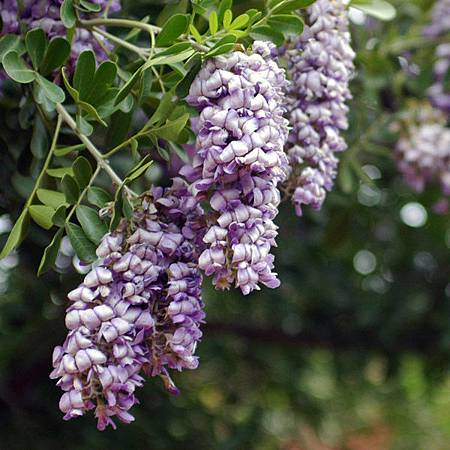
xmin=50 ymin=178 xmax=206 ymax=430
xmin=281 ymin=0 xmax=355 ymax=216
xmin=0 ymin=0 xmax=121 ymax=70
xmin=395 ymin=104 xmax=450 ymax=204
xmin=423 ymin=0 xmax=450 ymax=114
xmin=183 ymin=41 xmax=290 ymax=295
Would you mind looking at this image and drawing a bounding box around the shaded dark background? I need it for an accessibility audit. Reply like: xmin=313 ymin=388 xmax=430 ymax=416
xmin=0 ymin=0 xmax=449 ymax=449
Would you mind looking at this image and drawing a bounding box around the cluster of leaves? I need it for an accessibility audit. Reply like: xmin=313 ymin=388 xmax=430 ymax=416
xmin=0 ymin=0 xmax=328 ymax=275
xmin=0 ymin=0 xmax=397 ymax=275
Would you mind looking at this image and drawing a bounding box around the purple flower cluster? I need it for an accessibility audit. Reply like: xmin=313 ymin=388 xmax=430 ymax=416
xmin=50 ymin=178 xmax=206 ymax=430
xmin=424 ymin=0 xmax=450 ymax=114
xmin=0 ymin=0 xmax=121 ymax=67
xmin=282 ymin=0 xmax=355 ymax=216
xmin=183 ymin=41 xmax=289 ymax=295
xmin=396 ymin=107 xmax=450 ymax=197
xmin=423 ymin=0 xmax=450 ymax=38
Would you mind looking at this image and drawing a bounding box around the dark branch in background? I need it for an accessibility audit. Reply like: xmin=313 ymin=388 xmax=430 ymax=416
xmin=205 ymin=322 xmax=445 ymax=355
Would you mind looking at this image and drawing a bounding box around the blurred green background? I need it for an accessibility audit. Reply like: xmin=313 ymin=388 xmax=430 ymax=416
xmin=0 ymin=0 xmax=449 ymax=449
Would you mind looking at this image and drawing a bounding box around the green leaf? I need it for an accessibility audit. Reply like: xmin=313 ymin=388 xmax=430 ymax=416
xmin=66 ymin=222 xmax=97 ymax=262
xmin=35 ymin=73 xmax=65 ymax=103
xmin=249 ymin=26 xmax=285 ymax=46
xmin=223 ymin=10 xmax=233 ymax=29
xmin=118 ymin=93 xmax=134 ymax=114
xmin=122 ymin=195 xmax=133 ymax=219
xmin=73 ymin=50 xmax=96 ymax=99
xmin=36 ymin=189 xmax=67 ymax=209
xmin=25 ymin=28 xmax=47 ymax=70
xmin=72 ymin=156 xmax=93 ymax=190
xmin=156 ymin=144 xmax=170 ymax=161
xmin=76 ymin=115 xmax=94 ymax=136
xmin=272 ymin=0 xmax=315 ymax=14
xmin=350 ymin=0 xmax=396 ymax=21
xmin=79 ymin=100 xmax=107 ymax=126
xmin=33 ymin=82 xmax=56 ymax=111
xmin=156 ymin=0 xmax=188 ymax=26
xmin=30 ymin=116 xmax=49 ymax=159
xmin=2 ymin=51 xmax=35 ymax=83
xmin=206 ymin=42 xmax=235 ymax=58
xmin=189 ymin=24 xmax=203 ymax=44
xmin=47 ymin=167 xmax=74 ymax=178
xmin=268 ymin=0 xmax=284 ymax=7
xmin=138 ymin=68 xmax=154 ymax=104
xmin=213 ymin=34 xmax=237 ymax=48
xmin=62 ymin=67 xmax=80 ymax=102
xmin=149 ymin=113 xmax=189 ymax=141
xmin=218 ymin=0 xmax=233 ymax=24
xmin=228 ymin=30 xmax=247 ymax=39
xmin=76 ymin=205 xmax=107 ymax=244
xmin=246 ymin=9 xmax=262 ymax=24
xmin=38 ymin=228 xmax=63 ymax=276
xmin=61 ymin=0 xmax=77 ymax=28
xmin=54 ymin=143 xmax=86 ymax=157
xmin=125 ymin=155 xmax=153 ymax=183
xmin=39 ymin=37 xmax=71 ymax=75
xmin=79 ymin=0 xmax=102 ymax=12
xmin=0 ymin=34 xmax=25 ymax=62
xmin=106 ymin=110 xmax=133 ymax=149
xmin=87 ymin=186 xmax=112 ymax=208
xmin=61 ymin=174 xmax=80 ymax=204
xmin=156 ymin=42 xmax=191 ymax=57
xmin=109 ymin=186 xmax=124 ymax=231
xmin=143 ymin=48 xmax=196 ymax=71
xmin=147 ymin=91 xmax=175 ymax=126
xmin=29 ymin=205 xmax=55 ymax=230
xmin=156 ymin=14 xmax=189 ymax=47
xmin=209 ymin=11 xmax=219 ymax=35
xmin=268 ymin=14 xmax=304 ymax=35
xmin=0 ymin=209 xmax=29 ymax=259
xmin=52 ymin=205 xmax=67 ymax=227
xmin=228 ymin=14 xmax=249 ymax=30
xmin=114 ymin=68 xmax=142 ymax=106
xmin=87 ymin=60 xmax=117 ymax=104
xmin=176 ymin=59 xmax=201 ymax=98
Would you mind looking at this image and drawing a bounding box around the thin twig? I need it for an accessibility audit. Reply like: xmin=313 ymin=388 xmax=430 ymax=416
xmin=92 ymin=27 xmax=150 ymax=59
xmin=55 ymin=104 xmax=136 ymax=196
xmin=80 ymin=18 xmax=161 ymax=35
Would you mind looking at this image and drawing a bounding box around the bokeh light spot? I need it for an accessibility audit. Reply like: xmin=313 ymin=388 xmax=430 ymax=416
xmin=353 ymin=250 xmax=377 ymax=275
xmin=400 ymin=202 xmax=427 ymax=228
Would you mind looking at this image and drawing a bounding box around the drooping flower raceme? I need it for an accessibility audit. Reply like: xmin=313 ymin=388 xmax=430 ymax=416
xmin=183 ymin=41 xmax=289 ymax=295
xmin=50 ymin=179 xmax=206 ymax=430
xmin=396 ymin=106 xmax=450 ymax=197
xmin=0 ymin=0 xmax=121 ymax=67
xmin=423 ymin=0 xmax=450 ymax=38
xmin=424 ymin=0 xmax=450 ymax=114
xmin=282 ymin=0 xmax=355 ymax=216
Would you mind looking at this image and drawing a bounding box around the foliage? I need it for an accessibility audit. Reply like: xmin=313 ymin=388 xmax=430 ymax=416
xmin=0 ymin=0 xmax=449 ymax=448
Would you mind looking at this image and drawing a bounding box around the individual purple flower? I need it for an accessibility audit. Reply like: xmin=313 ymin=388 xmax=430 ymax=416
xmin=183 ymin=41 xmax=289 ymax=295
xmin=0 ymin=0 xmax=121 ymax=68
xmin=395 ymin=105 xmax=450 ymax=200
xmin=282 ymin=0 xmax=355 ymax=216
xmin=51 ymin=178 xmax=206 ymax=430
